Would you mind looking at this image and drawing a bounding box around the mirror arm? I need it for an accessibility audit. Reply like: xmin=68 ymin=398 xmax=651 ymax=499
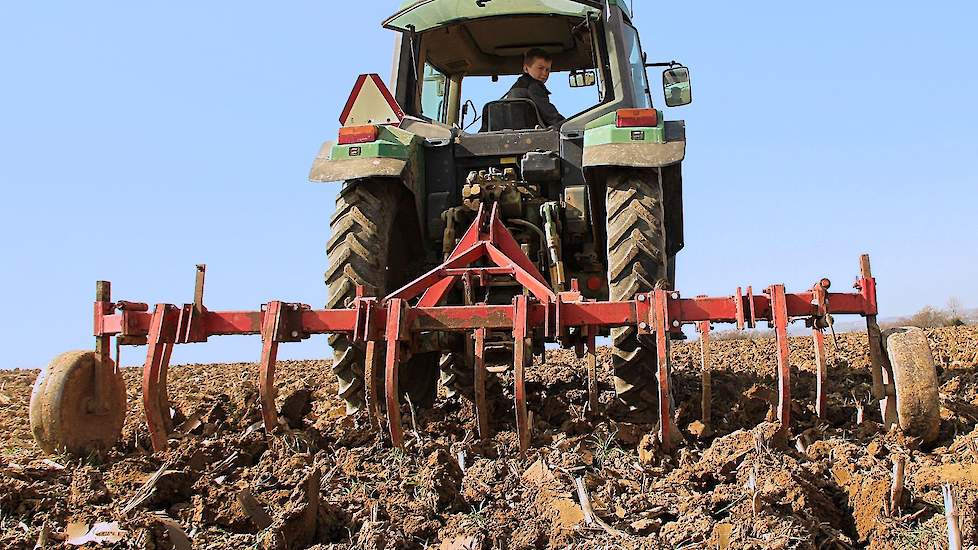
xmin=645 ymin=60 xmax=680 ymax=68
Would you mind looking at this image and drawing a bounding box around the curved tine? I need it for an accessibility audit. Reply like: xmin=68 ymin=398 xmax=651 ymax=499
xmin=653 ymin=290 xmax=673 ymax=453
xmin=813 ymin=327 xmax=827 ymax=419
xmin=258 ymin=302 xmax=282 ymax=433
xmin=698 ymin=321 xmax=712 ymax=427
xmin=474 ymin=328 xmax=490 ymax=441
xmin=142 ymin=305 xmax=171 ymax=453
xmin=159 ymin=343 xmax=175 ymax=433
xmin=513 ymin=296 xmax=530 ymax=452
xmin=364 ymin=341 xmax=383 ymax=430
xmin=385 ymin=300 xmax=405 ymax=449
xmin=585 ymin=326 xmax=598 ymax=418
xmin=514 ymin=339 xmax=529 ymax=451
xmin=770 ymin=285 xmax=792 ymax=431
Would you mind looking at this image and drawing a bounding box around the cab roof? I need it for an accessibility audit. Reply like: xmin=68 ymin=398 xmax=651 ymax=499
xmin=385 ymin=0 xmax=608 ymax=33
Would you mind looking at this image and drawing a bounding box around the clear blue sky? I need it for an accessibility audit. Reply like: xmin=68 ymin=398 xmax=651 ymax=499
xmin=1 ymin=2 xmax=976 ymax=369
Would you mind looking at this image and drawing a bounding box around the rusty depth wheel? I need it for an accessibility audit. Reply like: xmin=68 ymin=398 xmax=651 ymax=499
xmin=30 ymin=351 xmax=127 ymax=456
xmin=883 ymin=327 xmax=941 ymax=444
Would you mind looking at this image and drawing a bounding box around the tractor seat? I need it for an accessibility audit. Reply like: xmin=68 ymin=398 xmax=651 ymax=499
xmin=479 ymin=98 xmax=546 ymax=132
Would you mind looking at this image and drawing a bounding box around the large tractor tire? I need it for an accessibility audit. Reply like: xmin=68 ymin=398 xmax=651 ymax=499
xmin=30 ymin=351 xmax=127 ymax=456
xmin=326 ymin=181 xmax=439 ymax=414
xmin=883 ymin=327 xmax=942 ymax=444
xmin=606 ymin=169 xmax=669 ymax=416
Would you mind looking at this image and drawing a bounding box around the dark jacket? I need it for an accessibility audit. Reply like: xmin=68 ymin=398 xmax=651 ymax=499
xmin=505 ymin=73 xmax=565 ymax=127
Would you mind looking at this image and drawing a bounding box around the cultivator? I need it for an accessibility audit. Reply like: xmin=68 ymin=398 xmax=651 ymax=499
xmin=31 ymin=203 xmax=898 ymax=457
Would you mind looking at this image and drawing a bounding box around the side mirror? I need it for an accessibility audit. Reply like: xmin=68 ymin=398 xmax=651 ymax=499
xmin=569 ymin=69 xmax=597 ymax=88
xmin=662 ymin=66 xmax=692 ymax=107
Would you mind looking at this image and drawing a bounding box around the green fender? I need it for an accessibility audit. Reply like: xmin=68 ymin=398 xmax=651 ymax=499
xmin=309 ymin=125 xmax=424 ymax=198
xmin=582 ymin=111 xmax=686 ymax=169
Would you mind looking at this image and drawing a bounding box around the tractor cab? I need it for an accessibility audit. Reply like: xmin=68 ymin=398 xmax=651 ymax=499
xmin=384 ymin=0 xmax=688 ymax=136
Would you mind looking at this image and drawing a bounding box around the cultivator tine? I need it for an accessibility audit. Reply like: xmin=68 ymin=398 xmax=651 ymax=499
xmin=747 ymin=286 xmax=757 ymax=328
xmin=735 ymin=287 xmax=745 ymax=331
xmin=363 ymin=341 xmax=382 ymax=430
xmin=143 ymin=304 xmax=179 ymax=452
xmin=513 ymin=296 xmax=530 ymax=452
xmin=258 ymin=302 xmax=282 ymax=432
xmin=384 ymin=299 xmax=406 ymax=449
xmin=698 ymin=321 xmax=712 ymax=427
xmin=473 ymin=327 xmax=490 ymax=441
xmin=653 ymin=290 xmax=673 ymax=452
xmin=859 ymin=255 xmax=897 ymax=428
xmin=585 ymin=326 xmax=598 ymax=416
xmin=770 ymin=285 xmax=792 ymax=431
xmin=159 ymin=343 xmax=174 ymax=433
xmin=813 ymin=328 xmax=828 ymax=419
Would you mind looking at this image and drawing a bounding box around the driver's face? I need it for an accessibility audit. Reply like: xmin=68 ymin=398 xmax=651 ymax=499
xmin=524 ymin=58 xmax=553 ymax=84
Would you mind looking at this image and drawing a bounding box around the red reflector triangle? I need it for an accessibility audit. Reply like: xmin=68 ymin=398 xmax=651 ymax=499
xmin=339 ymin=74 xmax=405 ymax=127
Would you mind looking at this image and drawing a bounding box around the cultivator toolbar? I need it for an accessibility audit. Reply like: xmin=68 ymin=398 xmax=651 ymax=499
xmin=74 ymin=204 xmax=885 ymax=455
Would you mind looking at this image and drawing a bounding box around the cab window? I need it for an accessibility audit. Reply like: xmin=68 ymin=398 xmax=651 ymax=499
xmin=621 ymin=24 xmax=652 ymax=109
xmin=421 ymin=63 xmax=449 ymax=123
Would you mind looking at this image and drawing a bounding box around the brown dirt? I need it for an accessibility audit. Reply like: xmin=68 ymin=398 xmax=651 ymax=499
xmin=1 ymin=326 xmax=977 ymax=549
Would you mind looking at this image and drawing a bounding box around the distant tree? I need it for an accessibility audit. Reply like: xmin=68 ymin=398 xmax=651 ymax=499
xmin=905 ymin=306 xmax=953 ymax=329
xmin=947 ymin=297 xmax=965 ymax=325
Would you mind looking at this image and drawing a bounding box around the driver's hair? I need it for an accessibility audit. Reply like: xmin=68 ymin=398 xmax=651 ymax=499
xmin=524 ymin=48 xmax=553 ymax=65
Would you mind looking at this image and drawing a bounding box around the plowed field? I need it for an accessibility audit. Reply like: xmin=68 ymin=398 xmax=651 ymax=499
xmin=2 ymin=327 xmax=977 ymax=549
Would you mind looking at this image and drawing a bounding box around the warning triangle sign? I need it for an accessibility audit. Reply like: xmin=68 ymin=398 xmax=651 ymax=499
xmin=339 ymin=74 xmax=405 ymax=127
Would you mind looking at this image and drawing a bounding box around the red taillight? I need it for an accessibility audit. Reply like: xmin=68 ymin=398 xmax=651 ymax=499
xmin=338 ymin=125 xmax=378 ymax=145
xmin=616 ymin=108 xmax=658 ymax=128
xmin=586 ymin=276 xmax=604 ymax=291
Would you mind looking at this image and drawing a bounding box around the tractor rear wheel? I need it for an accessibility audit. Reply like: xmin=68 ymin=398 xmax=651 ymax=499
xmin=605 ymin=169 xmax=669 ymax=416
xmin=883 ymin=327 xmax=942 ymax=444
xmin=326 ymin=181 xmax=439 ymax=414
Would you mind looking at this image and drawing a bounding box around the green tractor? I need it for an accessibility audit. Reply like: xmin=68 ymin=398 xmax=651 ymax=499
xmin=310 ymin=0 xmax=692 ymax=418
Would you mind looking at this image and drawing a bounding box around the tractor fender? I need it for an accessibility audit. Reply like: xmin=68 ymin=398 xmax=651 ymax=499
xmin=309 ymin=124 xmax=425 ymax=199
xmin=582 ymin=118 xmax=686 ymax=169
xmin=309 ymin=141 xmax=410 ymax=183
xmin=582 ymin=141 xmax=685 ymax=168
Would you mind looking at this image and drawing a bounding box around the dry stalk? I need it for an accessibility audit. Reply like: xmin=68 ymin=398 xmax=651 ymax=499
xmin=573 ymin=477 xmax=628 ymax=538
xmin=889 ymin=455 xmax=906 ymax=516
xmin=122 ymin=461 xmax=175 ymax=514
xmin=943 ymin=484 xmax=962 ymax=550
xmin=574 ymin=477 xmax=595 ymax=525
xmin=404 ymin=395 xmax=420 ymax=440
xmin=747 ymin=466 xmax=761 ymax=517
xmin=32 ymin=521 xmax=49 ymax=549
xmin=851 ymin=392 xmax=865 ymax=425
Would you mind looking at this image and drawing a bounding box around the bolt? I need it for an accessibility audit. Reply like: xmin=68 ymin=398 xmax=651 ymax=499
xmin=672 ymin=320 xmax=681 ymax=328
xmin=291 ymin=331 xmax=299 ymax=338
xmin=639 ymin=322 xmax=649 ymax=330
xmin=637 ymin=295 xmax=647 ymax=302
xmin=671 ymin=292 xmax=680 ymax=300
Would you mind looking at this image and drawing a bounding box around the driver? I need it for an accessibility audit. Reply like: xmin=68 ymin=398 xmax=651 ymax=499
xmin=505 ymin=48 xmax=565 ymax=127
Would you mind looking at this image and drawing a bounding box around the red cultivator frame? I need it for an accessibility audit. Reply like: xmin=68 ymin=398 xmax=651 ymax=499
xmin=87 ymin=204 xmax=886 ymax=454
